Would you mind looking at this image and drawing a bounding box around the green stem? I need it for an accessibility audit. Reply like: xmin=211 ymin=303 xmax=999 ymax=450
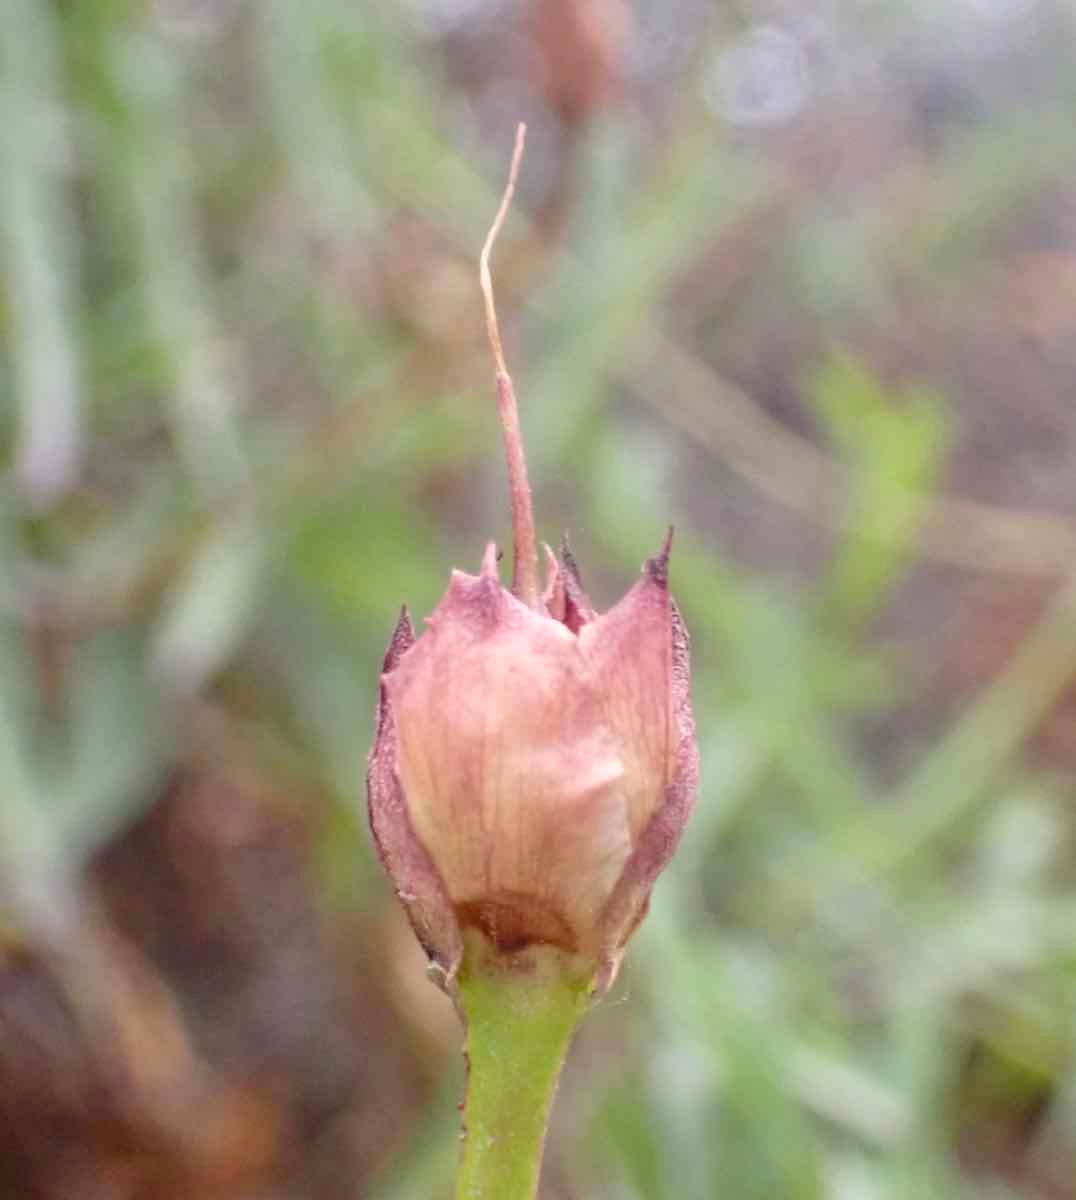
xmin=454 ymin=932 xmax=593 ymax=1200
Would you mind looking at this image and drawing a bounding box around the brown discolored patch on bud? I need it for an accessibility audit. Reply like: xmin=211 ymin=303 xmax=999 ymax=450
xmin=365 ymin=125 xmax=697 ymax=995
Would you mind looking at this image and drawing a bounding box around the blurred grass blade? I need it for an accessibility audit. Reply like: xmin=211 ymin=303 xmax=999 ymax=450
xmin=150 ymin=512 xmax=268 ymax=693
xmin=0 ymin=0 xmax=85 ymax=507
xmin=259 ymin=0 xmax=375 ymax=234
xmin=60 ymin=630 xmax=169 ymax=865
xmin=0 ymin=616 xmax=70 ymax=933
xmin=109 ymin=34 xmax=248 ymax=496
xmin=812 ymin=354 xmax=947 ymax=628
xmin=842 ymin=569 xmax=1076 ymax=876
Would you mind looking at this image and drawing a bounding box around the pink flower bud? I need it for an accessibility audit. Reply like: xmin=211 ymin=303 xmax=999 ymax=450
xmin=365 ymin=123 xmax=697 ymax=994
xmin=367 ymin=536 xmax=697 ymax=993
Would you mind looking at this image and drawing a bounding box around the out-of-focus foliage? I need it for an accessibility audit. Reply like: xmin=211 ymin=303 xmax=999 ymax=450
xmin=4 ymin=0 xmax=1076 ymax=1196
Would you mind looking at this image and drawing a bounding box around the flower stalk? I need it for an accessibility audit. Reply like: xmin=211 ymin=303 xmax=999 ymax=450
xmin=454 ymin=932 xmax=591 ymax=1200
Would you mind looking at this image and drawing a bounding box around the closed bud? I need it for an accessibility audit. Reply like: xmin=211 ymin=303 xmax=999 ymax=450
xmin=366 ymin=124 xmax=698 ymax=995
xmin=368 ymin=536 xmax=697 ymax=994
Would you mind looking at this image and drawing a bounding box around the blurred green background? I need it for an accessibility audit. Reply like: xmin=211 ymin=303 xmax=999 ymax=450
xmin=4 ymin=1 xmax=1076 ymax=1196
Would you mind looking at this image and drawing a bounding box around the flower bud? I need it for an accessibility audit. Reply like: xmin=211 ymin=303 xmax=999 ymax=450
xmin=367 ymin=536 xmax=697 ymax=993
xmin=365 ymin=123 xmax=697 ymax=994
